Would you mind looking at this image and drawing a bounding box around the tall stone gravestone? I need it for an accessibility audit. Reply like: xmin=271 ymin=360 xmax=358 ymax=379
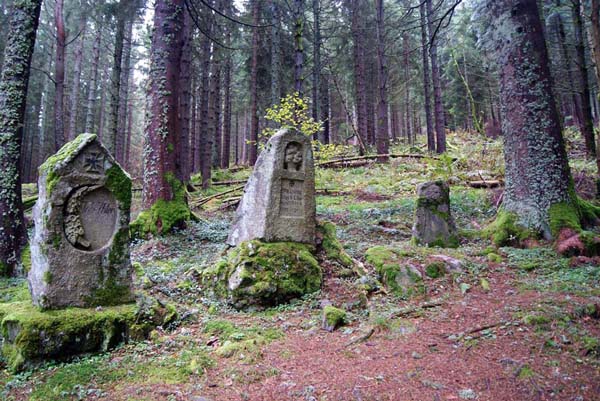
xmin=227 ymin=129 xmax=316 ymax=246
xmin=29 ymin=134 xmax=134 ymax=309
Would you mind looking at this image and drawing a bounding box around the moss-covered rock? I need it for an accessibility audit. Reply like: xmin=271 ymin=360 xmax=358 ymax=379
xmin=0 ymin=296 xmax=175 ymax=372
xmin=130 ymin=173 xmax=191 ymax=238
xmin=317 ymin=221 xmax=367 ymax=276
xmin=412 ymin=181 xmax=459 ymax=248
xmin=424 ymin=261 xmax=446 ymax=278
xmin=202 ymin=240 xmax=322 ymax=309
xmin=322 ymin=305 xmax=347 ymax=332
xmin=365 ymin=246 xmax=424 ymax=297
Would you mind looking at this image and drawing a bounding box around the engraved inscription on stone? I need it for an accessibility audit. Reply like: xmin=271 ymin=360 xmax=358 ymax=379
xmin=280 ymin=179 xmax=304 ymax=217
xmin=64 ymin=187 xmax=118 ymax=251
xmin=283 ymin=142 xmax=303 ymax=171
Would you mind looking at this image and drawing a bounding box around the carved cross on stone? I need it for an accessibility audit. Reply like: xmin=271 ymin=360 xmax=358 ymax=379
xmin=83 ymin=151 xmax=104 ymax=174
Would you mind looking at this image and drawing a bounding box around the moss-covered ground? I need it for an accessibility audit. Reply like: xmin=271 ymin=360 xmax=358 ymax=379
xmin=4 ymin=131 xmax=600 ymax=400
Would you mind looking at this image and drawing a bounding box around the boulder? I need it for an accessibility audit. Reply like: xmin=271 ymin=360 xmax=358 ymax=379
xmin=412 ymin=181 xmax=459 ymax=248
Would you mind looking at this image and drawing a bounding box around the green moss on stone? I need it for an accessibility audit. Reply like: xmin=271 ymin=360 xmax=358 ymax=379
xmin=40 ymin=133 xmax=97 ymax=196
xmin=130 ymin=173 xmax=190 ymax=238
xmin=105 ymin=165 xmax=132 ymax=212
xmin=42 ymin=271 xmax=52 ymax=284
xmin=365 ymin=246 xmax=424 ymax=297
xmin=317 ymin=221 xmax=354 ymax=268
xmin=322 ymin=305 xmax=347 ymax=331
xmin=202 ymin=240 xmax=322 ymax=309
xmin=0 ymin=302 xmax=137 ymax=372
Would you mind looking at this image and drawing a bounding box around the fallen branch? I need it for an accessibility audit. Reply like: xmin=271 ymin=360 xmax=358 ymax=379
xmin=317 ymin=153 xmax=452 ymax=168
xmin=390 ymin=299 xmax=445 ymax=319
xmin=211 ymin=179 xmax=248 ymax=186
xmin=446 ymin=321 xmax=507 ymax=340
xmin=344 ymin=326 xmax=376 ymax=348
xmin=467 ymin=180 xmax=504 ymax=189
xmin=192 ymin=185 xmax=245 ymax=206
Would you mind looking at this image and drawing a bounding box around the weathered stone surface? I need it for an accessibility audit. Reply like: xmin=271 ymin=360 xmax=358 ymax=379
xmin=227 ymin=129 xmax=316 ymax=246
xmin=412 ymin=181 xmax=459 ymax=248
xmin=365 ymin=246 xmax=424 ymax=297
xmin=202 ymin=240 xmax=322 ymax=310
xmin=29 ymin=134 xmax=134 ymax=309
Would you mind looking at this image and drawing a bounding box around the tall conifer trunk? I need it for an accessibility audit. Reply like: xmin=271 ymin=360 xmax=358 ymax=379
xmin=0 ymin=0 xmax=42 ymax=275
xmin=487 ymin=0 xmax=595 ymax=241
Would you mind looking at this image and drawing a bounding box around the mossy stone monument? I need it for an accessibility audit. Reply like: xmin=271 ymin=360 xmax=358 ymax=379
xmin=205 ymin=129 xmax=320 ymax=309
xmin=29 ymin=134 xmax=134 ymax=309
xmin=412 ymin=181 xmax=459 ymax=248
xmin=227 ymin=128 xmax=316 ymax=246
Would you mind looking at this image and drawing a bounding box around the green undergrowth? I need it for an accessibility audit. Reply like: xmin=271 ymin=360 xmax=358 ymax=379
xmin=130 ymin=173 xmax=192 ymax=238
xmin=365 ymin=246 xmax=425 ymax=298
xmin=203 ymin=319 xmax=284 ymax=361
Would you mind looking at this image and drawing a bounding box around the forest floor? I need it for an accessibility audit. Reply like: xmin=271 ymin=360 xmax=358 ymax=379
xmin=2 ymin=131 xmax=600 ymax=401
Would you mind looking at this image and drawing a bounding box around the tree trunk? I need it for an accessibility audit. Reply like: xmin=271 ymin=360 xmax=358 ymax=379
xmin=426 ymin=0 xmax=446 ymax=153
xmin=420 ymin=1 xmax=435 ymax=152
xmin=178 ymin=8 xmax=193 ymax=181
xmin=106 ymin=2 xmax=127 ymax=155
xmin=590 ymin=0 xmax=600 ymax=87
xmin=403 ymin=32 xmax=412 ymax=143
xmin=68 ymin=10 xmax=87 ymax=141
xmin=375 ymin=0 xmax=389 ymax=160
xmin=320 ymin=75 xmax=330 ymax=144
xmin=572 ymin=0 xmax=597 ymax=159
xmin=248 ymin=0 xmax=261 ymax=165
xmin=294 ymin=0 xmax=305 ymax=96
xmin=221 ymin=3 xmax=233 ymax=169
xmin=0 ymin=0 xmax=42 ymax=275
xmin=488 ymin=0 xmax=581 ymax=239
xmin=312 ymin=0 xmax=321 ymax=140
xmin=351 ymin=0 xmax=368 ymax=144
xmin=116 ymin=12 xmax=134 ymax=165
xmin=199 ymin=31 xmax=212 ymax=187
xmin=270 ymin=1 xmax=281 ymax=108
xmin=54 ymin=0 xmax=66 ymax=150
xmin=142 ymin=0 xmax=185 ymax=208
xmin=85 ymin=20 xmax=103 ymax=133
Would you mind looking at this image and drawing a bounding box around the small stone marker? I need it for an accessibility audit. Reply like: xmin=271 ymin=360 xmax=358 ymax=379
xmin=227 ymin=129 xmax=316 ymax=246
xmin=29 ymin=134 xmax=134 ymax=309
xmin=412 ymin=181 xmax=459 ymax=248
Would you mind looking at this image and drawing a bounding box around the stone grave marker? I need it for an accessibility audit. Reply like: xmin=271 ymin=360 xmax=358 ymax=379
xmin=227 ymin=129 xmax=316 ymax=246
xmin=29 ymin=134 xmax=134 ymax=309
xmin=412 ymin=181 xmax=459 ymax=248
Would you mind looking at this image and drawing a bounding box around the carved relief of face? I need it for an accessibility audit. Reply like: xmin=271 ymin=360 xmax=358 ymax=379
xmin=284 ymin=143 xmax=303 ymax=171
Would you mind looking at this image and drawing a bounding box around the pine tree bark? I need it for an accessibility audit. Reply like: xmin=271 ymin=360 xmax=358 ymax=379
xmin=221 ymin=1 xmax=233 ymax=169
xmin=351 ymin=0 xmax=368 ymax=144
xmin=248 ymin=0 xmax=261 ymax=165
xmin=142 ymin=0 xmax=185 ymax=208
xmin=85 ymin=19 xmax=103 ymax=133
xmin=375 ymin=0 xmax=389 ymax=160
xmin=571 ymin=0 xmax=596 ymax=159
xmin=312 ymin=0 xmax=321 ymax=139
xmin=178 ymin=8 xmax=193 ymax=181
xmin=294 ymin=0 xmax=305 ymax=96
xmin=68 ymin=11 xmax=87 ymax=141
xmin=0 ymin=0 xmax=42 ymax=275
xmin=270 ymin=1 xmax=281 ymax=107
xmin=54 ymin=0 xmax=66 ymax=150
xmin=488 ymin=0 xmax=580 ymax=238
xmin=590 ymin=0 xmax=600 ymax=87
xmin=116 ymin=12 xmax=134 ymax=165
xmin=426 ymin=0 xmax=446 ymax=153
xmin=199 ymin=31 xmax=212 ymax=187
xmin=106 ymin=1 xmax=127 ymax=155
xmin=420 ymin=1 xmax=435 ymax=152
